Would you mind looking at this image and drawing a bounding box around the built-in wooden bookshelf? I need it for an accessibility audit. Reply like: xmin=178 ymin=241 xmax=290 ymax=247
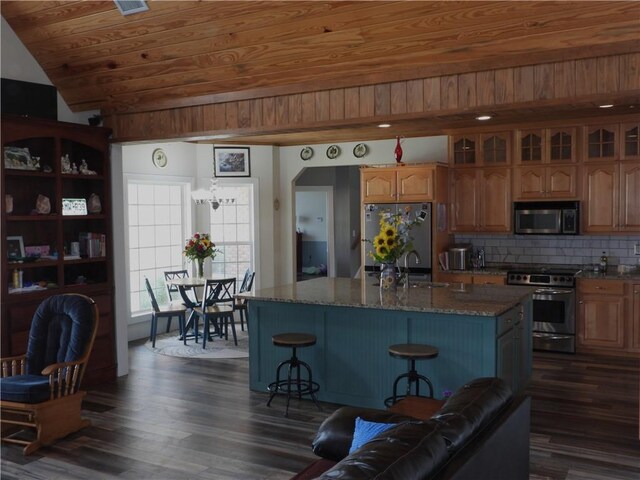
xmin=1 ymin=114 xmax=116 ymax=386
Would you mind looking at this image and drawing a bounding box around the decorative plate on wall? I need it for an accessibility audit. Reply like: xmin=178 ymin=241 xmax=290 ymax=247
xmin=353 ymin=143 xmax=368 ymax=158
xmin=300 ymin=146 xmax=314 ymax=161
xmin=326 ymin=145 xmax=340 ymax=159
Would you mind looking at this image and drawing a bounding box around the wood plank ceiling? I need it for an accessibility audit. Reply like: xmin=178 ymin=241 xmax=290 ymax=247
xmin=2 ymin=1 xmax=639 ymax=145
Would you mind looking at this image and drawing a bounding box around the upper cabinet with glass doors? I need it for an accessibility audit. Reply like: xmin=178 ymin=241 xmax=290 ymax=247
xmin=516 ymin=128 xmax=577 ymax=164
xmin=450 ymin=132 xmax=511 ymax=166
xmin=622 ymin=122 xmax=640 ymax=161
xmin=584 ymin=125 xmax=619 ymax=161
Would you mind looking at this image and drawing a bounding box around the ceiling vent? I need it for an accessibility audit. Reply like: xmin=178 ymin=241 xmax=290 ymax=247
xmin=113 ymin=0 xmax=149 ymax=16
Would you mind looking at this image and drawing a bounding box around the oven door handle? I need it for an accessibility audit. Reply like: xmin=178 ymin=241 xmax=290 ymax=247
xmin=533 ymin=332 xmax=573 ymax=340
xmin=534 ymin=288 xmax=574 ymax=295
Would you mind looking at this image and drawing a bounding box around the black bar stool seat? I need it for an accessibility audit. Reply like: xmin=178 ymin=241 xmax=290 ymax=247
xmin=266 ymin=333 xmax=321 ymax=417
xmin=384 ymin=343 xmax=439 ymax=407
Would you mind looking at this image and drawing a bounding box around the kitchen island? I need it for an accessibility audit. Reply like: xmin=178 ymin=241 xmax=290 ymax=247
xmin=243 ymin=277 xmax=534 ymax=409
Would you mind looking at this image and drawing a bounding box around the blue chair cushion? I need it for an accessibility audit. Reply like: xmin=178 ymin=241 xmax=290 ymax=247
xmin=26 ymin=295 xmax=96 ymax=375
xmin=349 ymin=417 xmax=398 ymax=453
xmin=0 ymin=374 xmax=51 ymax=403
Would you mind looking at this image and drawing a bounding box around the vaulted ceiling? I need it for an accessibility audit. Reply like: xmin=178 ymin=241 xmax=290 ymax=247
xmin=2 ymin=1 xmax=639 ymax=144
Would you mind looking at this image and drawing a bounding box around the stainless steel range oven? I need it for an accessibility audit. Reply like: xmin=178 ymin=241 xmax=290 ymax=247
xmin=507 ymin=268 xmax=578 ymax=353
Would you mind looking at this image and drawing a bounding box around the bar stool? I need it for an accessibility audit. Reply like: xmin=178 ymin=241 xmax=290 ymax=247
xmin=266 ymin=333 xmax=321 ymax=417
xmin=384 ymin=343 xmax=439 ymax=407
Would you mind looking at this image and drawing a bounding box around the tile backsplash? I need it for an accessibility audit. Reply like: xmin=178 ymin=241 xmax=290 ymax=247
xmin=454 ymin=234 xmax=640 ymax=267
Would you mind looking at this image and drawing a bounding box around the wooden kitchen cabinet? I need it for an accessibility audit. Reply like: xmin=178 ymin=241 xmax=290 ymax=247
xmin=361 ymin=164 xmax=437 ymax=203
xmin=472 ymin=275 xmax=506 ymax=285
xmin=514 ymin=165 xmax=577 ymax=200
xmin=439 ymin=272 xmax=505 ymax=285
xmin=397 ymin=167 xmax=434 ymax=202
xmin=361 ymin=169 xmax=396 ymax=202
xmin=621 ymin=122 xmax=640 ymax=160
xmin=439 ymin=272 xmax=473 ymax=284
xmin=450 ymin=169 xmax=479 ymax=230
xmin=577 ymin=278 xmax=626 ymax=351
xmin=583 ymin=163 xmax=618 ymax=232
xmin=584 ymin=125 xmax=619 ymax=161
xmin=631 ymin=283 xmax=640 ymax=352
xmin=451 ymin=167 xmax=511 ymax=232
xmin=619 ymin=162 xmax=640 ymax=232
xmin=450 ymin=132 xmax=511 ymax=166
xmin=516 ymin=127 xmax=577 ymax=164
xmin=451 ymin=135 xmax=478 ymax=166
xmin=583 ymin=162 xmax=640 ymax=233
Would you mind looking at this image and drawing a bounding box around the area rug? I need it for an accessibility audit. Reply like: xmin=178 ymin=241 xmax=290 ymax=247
xmin=144 ymin=329 xmax=249 ymax=359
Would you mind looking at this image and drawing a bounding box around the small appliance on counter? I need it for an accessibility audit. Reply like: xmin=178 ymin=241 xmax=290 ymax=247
xmin=449 ymin=243 xmax=472 ymax=270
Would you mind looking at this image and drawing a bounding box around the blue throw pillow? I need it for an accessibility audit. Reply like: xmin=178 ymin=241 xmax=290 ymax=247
xmin=349 ymin=417 xmax=397 ymax=454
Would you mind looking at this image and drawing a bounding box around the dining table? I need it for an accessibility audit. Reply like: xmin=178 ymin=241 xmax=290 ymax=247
xmin=165 ymin=275 xmax=236 ymax=342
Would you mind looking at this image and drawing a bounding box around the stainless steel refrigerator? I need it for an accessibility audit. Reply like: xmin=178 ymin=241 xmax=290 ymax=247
xmin=363 ymin=203 xmax=432 ymax=279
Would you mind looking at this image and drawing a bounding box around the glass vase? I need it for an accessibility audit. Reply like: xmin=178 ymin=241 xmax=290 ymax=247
xmin=379 ymin=262 xmax=398 ymax=290
xmin=196 ymin=258 xmax=205 ymax=278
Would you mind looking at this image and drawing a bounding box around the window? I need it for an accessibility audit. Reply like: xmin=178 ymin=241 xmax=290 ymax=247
xmin=127 ymin=181 xmax=188 ymax=315
xmin=209 ymin=184 xmax=255 ymax=286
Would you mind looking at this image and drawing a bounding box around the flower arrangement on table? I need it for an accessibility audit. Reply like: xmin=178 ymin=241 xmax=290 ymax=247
xmin=366 ymin=210 xmax=419 ymax=288
xmin=183 ymin=232 xmax=221 ymax=277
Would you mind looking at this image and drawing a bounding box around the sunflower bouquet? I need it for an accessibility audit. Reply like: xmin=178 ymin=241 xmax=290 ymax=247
xmin=367 ymin=211 xmax=419 ymax=264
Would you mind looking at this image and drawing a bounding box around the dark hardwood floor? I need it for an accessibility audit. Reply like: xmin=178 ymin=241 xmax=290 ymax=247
xmin=2 ymin=345 xmax=638 ymax=479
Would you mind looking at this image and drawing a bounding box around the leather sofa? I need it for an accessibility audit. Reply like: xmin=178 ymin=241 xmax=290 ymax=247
xmin=292 ymin=377 xmax=530 ymax=480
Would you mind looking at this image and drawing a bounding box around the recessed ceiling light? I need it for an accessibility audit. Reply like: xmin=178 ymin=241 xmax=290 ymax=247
xmin=475 ymin=115 xmax=492 ymax=121
xmin=378 ymin=123 xmax=391 ymax=128
xmin=599 ymin=104 xmax=614 ymax=108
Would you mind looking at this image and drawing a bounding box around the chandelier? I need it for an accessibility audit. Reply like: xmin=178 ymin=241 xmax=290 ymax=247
xmin=191 ymin=177 xmax=235 ymax=210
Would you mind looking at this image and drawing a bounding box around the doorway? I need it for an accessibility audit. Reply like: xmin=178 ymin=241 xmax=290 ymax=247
xmin=294 ymin=186 xmax=334 ymax=281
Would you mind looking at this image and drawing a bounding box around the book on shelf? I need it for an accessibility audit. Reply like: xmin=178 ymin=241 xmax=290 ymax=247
xmin=78 ymin=232 xmax=106 ymax=258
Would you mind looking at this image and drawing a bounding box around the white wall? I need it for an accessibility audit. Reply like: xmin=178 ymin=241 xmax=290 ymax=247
xmin=277 ymin=137 xmax=449 ymax=284
xmin=1 ymin=16 xmax=99 ymax=125
xmin=296 ymin=191 xmax=328 ymax=241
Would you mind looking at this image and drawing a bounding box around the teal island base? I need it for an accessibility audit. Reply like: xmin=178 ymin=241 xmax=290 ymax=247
xmin=247 ymin=279 xmax=532 ymax=410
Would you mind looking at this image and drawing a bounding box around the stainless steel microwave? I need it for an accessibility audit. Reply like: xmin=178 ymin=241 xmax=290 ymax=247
xmin=514 ymin=201 xmax=579 ymax=235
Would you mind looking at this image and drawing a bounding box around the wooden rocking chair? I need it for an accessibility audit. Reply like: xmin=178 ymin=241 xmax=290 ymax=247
xmin=0 ymin=293 xmax=99 ymax=455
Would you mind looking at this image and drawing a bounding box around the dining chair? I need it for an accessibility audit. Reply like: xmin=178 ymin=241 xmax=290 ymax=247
xmin=163 ymin=269 xmax=197 ymax=334
xmin=144 ymin=277 xmax=187 ymax=348
xmin=236 ymin=269 xmax=255 ymax=332
xmin=192 ymin=278 xmax=237 ymax=348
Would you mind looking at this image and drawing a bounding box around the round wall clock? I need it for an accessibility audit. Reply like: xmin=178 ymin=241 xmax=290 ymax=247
xmin=326 ymin=145 xmax=340 ymax=159
xmin=152 ymin=148 xmax=168 ymax=168
xmin=300 ymin=146 xmax=314 ymax=161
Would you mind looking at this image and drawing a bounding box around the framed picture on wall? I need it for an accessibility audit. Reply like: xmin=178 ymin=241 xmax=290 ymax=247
xmin=214 ymin=147 xmax=250 ymax=177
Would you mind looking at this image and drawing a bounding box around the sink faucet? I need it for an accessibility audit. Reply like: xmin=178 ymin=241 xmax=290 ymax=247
xmin=403 ymin=250 xmax=421 ymax=287
xmin=478 ymin=249 xmax=485 ymax=269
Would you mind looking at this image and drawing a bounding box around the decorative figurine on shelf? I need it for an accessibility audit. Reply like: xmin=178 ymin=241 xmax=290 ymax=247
xmin=88 ymin=193 xmax=102 ymax=213
xmin=394 ymin=136 xmax=404 ymax=165
xmin=5 ymin=194 xmax=13 ymax=214
xmin=34 ymin=194 xmax=51 ymax=215
xmin=61 ymin=154 xmax=72 ymax=173
xmin=79 ymin=159 xmax=97 ymax=175
xmin=71 ymin=162 xmax=78 ymax=174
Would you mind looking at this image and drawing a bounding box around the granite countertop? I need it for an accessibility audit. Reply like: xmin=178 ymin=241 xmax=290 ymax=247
xmin=441 ymin=264 xmax=640 ymax=280
xmin=577 ymin=269 xmax=640 ymax=280
xmin=239 ymin=277 xmax=535 ymax=317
